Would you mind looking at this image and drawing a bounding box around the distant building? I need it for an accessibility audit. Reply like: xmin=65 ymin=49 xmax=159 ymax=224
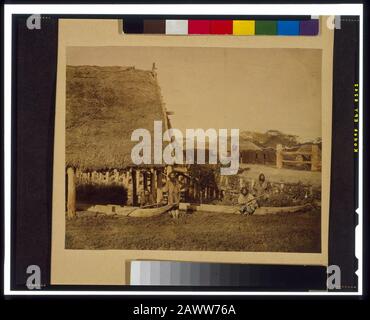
xmin=239 ymin=140 xmax=275 ymax=165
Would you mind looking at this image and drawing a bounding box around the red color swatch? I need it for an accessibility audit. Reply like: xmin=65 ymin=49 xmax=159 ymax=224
xmin=210 ymin=20 xmax=233 ymax=34
xmin=188 ymin=20 xmax=211 ymax=34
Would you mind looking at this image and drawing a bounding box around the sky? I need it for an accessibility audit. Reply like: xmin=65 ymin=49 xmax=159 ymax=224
xmin=68 ymin=46 xmax=322 ymax=142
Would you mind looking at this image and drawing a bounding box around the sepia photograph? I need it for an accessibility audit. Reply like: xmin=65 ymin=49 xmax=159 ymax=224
xmin=64 ymin=46 xmax=322 ymax=253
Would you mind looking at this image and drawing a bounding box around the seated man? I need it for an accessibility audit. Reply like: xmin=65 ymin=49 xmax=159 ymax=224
xmin=237 ymin=187 xmax=258 ymax=215
xmin=253 ymin=173 xmax=270 ymax=206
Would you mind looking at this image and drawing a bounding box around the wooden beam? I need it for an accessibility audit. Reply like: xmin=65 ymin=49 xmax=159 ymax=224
xmin=136 ymin=170 xmax=141 ymax=205
xmin=143 ymin=171 xmax=148 ymax=190
xmin=126 ymin=169 xmax=134 ymax=206
xmin=67 ymin=167 xmax=76 ymax=219
xmin=311 ymin=144 xmax=320 ymax=171
xmin=283 ymin=159 xmax=312 ymax=164
xmin=151 ymin=168 xmax=157 ymax=202
xmin=276 ymin=144 xmax=283 ymax=169
xmin=282 ymin=151 xmax=312 ymax=156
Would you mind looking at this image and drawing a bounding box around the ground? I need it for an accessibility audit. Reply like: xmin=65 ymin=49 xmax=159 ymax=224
xmin=66 ymin=208 xmax=321 ymax=253
xmin=239 ymin=163 xmax=321 ymax=187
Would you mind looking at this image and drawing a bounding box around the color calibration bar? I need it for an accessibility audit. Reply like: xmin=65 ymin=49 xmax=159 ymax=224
xmin=130 ymin=261 xmax=327 ymax=290
xmin=123 ymin=19 xmax=319 ymax=35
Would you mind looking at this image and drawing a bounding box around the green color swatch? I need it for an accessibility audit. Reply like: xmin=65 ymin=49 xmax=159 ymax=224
xmin=255 ymin=20 xmax=277 ymax=35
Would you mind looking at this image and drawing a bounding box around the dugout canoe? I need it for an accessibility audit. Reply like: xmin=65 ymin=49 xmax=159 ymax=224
xmin=83 ymin=202 xmax=311 ymax=217
xmin=127 ymin=204 xmax=174 ymax=218
xmin=85 ymin=203 xmax=175 ymax=217
xmin=253 ymin=203 xmax=312 ymax=215
xmin=179 ymin=202 xmax=312 ymax=215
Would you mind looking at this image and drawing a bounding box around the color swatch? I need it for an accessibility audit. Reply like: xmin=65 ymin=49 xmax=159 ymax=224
xmin=188 ymin=20 xmax=211 ymax=34
xmin=300 ymin=19 xmax=319 ymax=35
xmin=255 ymin=20 xmax=277 ymax=35
xmin=233 ymin=20 xmax=255 ymax=35
xmin=277 ymin=20 xmax=300 ymax=35
xmin=165 ymin=20 xmax=188 ymax=35
xmin=123 ymin=18 xmax=320 ymax=36
xmin=143 ymin=20 xmax=165 ymax=34
xmin=210 ymin=20 xmax=233 ymax=34
xmin=123 ymin=17 xmax=144 ymax=34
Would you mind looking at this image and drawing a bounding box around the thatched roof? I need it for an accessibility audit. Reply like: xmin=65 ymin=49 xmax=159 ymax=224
xmin=239 ymin=140 xmax=262 ymax=151
xmin=66 ymin=65 xmax=168 ymax=170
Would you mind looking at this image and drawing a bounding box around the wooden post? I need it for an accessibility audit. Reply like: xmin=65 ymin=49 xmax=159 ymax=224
xmin=311 ymin=144 xmax=320 ymax=171
xmin=91 ymin=171 xmax=96 ymax=183
xmin=276 ymin=144 xmax=283 ymax=169
xmin=136 ymin=169 xmax=142 ymax=205
xmin=132 ymin=169 xmax=138 ymax=206
xmin=67 ymin=167 xmax=76 ymax=219
xmin=126 ymin=169 xmax=134 ymax=206
xmin=123 ymin=171 xmax=129 ymax=187
xmin=113 ymin=169 xmax=119 ymax=184
xmin=156 ymin=170 xmax=161 ymax=189
xmin=151 ymin=169 xmax=157 ymax=202
xmin=143 ymin=171 xmax=148 ymax=191
xmin=156 ymin=169 xmax=163 ymax=204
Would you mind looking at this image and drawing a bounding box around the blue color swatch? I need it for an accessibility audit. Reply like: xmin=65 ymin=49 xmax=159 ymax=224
xmin=277 ymin=21 xmax=300 ymax=35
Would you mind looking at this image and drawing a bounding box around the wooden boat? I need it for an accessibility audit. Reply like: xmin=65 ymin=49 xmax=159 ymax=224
xmin=82 ymin=202 xmax=311 ymax=218
xmin=253 ymin=203 xmax=312 ymax=215
xmin=84 ymin=203 xmax=175 ymax=218
xmin=127 ymin=204 xmax=174 ymax=218
xmin=179 ymin=202 xmax=312 ymax=215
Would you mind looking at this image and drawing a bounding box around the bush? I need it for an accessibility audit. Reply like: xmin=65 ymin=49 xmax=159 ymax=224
xmin=76 ymin=183 xmax=127 ymax=205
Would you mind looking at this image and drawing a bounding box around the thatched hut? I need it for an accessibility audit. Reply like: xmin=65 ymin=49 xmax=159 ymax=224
xmin=262 ymin=147 xmax=276 ymax=164
xmin=239 ymin=140 xmax=264 ymax=164
xmin=65 ymin=64 xmax=170 ymax=218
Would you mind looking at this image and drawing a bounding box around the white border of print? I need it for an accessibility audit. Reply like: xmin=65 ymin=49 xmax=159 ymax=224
xmin=3 ymin=3 xmax=363 ymax=296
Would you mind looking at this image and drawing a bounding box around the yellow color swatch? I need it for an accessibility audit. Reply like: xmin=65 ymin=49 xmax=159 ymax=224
xmin=233 ymin=20 xmax=255 ymax=35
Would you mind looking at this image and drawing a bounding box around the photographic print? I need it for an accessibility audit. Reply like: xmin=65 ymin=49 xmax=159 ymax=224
xmin=64 ymin=46 xmax=322 ymax=253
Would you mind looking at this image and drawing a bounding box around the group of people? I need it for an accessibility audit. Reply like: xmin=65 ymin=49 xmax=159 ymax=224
xmin=237 ymin=173 xmax=270 ymax=215
xmin=139 ymin=170 xmax=269 ymax=218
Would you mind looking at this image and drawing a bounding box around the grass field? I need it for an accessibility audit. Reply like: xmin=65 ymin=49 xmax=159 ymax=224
xmin=66 ymin=208 xmax=321 ymax=253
